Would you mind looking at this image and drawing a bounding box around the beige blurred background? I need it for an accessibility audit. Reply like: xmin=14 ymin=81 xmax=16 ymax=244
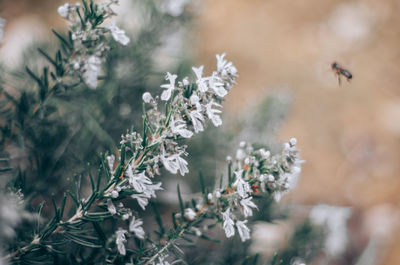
xmin=1 ymin=0 xmax=400 ymax=264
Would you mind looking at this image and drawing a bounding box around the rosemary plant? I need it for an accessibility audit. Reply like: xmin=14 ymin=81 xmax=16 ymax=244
xmin=1 ymin=1 xmax=309 ymax=264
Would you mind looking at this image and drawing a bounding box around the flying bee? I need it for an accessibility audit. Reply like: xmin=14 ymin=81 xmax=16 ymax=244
xmin=331 ymin=62 xmax=352 ymax=85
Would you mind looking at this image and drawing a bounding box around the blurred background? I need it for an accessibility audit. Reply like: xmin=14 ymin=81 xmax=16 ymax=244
xmin=1 ymin=0 xmax=400 ymax=264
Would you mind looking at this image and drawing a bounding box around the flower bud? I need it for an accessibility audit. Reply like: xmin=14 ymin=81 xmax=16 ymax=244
xmin=142 ymin=92 xmax=153 ymax=103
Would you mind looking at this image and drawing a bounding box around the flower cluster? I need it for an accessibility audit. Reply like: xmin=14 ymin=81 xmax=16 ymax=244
xmin=103 ymin=54 xmax=238 ymax=255
xmin=215 ymin=138 xmax=302 ymax=241
xmin=57 ymin=0 xmax=130 ymax=89
xmin=173 ymin=138 xmax=302 ymax=243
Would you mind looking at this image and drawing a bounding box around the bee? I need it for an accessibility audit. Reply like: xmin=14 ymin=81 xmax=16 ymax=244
xmin=331 ymin=62 xmax=352 ymax=85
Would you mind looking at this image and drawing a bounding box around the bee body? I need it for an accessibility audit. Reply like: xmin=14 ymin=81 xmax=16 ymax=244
xmin=331 ymin=62 xmax=352 ymax=85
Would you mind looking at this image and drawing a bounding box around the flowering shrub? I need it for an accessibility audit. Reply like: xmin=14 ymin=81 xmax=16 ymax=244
xmin=0 ymin=1 xmax=305 ymax=264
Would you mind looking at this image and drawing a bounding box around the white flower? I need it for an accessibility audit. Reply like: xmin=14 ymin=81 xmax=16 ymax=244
xmin=232 ymin=170 xmax=252 ymax=198
xmin=189 ymin=110 xmax=205 ymax=133
xmin=160 ymin=153 xmax=178 ymax=174
xmin=115 ymin=228 xmax=128 ymax=255
xmin=236 ymin=220 xmax=251 ymax=242
xmin=129 ymin=177 xmax=162 ymax=210
xmin=127 ymin=167 xmax=162 ymax=210
xmin=289 ymin=137 xmax=297 ymax=146
xmin=129 ymin=216 xmax=145 ymax=239
xmin=205 ymin=101 xmax=223 ymax=127
xmin=259 ymin=148 xmax=270 ymax=159
xmin=170 ymin=116 xmax=193 ymax=138
xmin=142 ymin=92 xmax=153 ymax=103
xmin=190 ymin=94 xmax=202 ymax=111
xmin=192 ymin=66 xmax=208 ymax=93
xmin=106 ymin=154 xmax=116 ymax=176
xmin=273 ymin=191 xmax=283 ymax=202
xmin=222 ymin=208 xmax=235 ymax=238
xmin=126 ymin=167 xmax=152 ymax=193
xmin=207 ymin=193 xmax=213 ymax=201
xmin=142 ymin=182 xmax=163 ymax=198
xmin=57 ymin=3 xmax=71 ymax=18
xmin=216 ymin=53 xmax=238 ymax=78
xmin=160 ymin=72 xmax=177 ymax=101
xmin=107 ymin=199 xmax=117 ymax=215
xmin=83 ymin=55 xmax=101 ymax=89
xmin=122 ymin=213 xmax=130 ymax=220
xmin=111 ymin=190 xmax=119 ymax=198
xmin=240 ymin=197 xmax=258 ymax=217
xmin=184 ymin=208 xmax=196 ymax=221
xmin=216 ymin=53 xmax=227 ymax=72
xmin=109 ymin=21 xmax=130 ymax=46
xmin=175 ymin=154 xmax=189 ymax=176
xmin=160 ymin=151 xmax=189 ymax=176
xmin=131 ymin=193 xmax=149 ymax=210
xmin=209 ymin=74 xmax=227 ymax=97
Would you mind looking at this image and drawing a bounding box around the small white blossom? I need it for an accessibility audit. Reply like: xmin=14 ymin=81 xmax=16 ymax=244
xmin=289 ymin=137 xmax=297 ymax=146
xmin=233 ymin=170 xmax=252 ymax=198
xmin=215 ymin=190 xmax=221 ymax=198
xmin=207 ymin=193 xmax=213 ymax=201
xmin=106 ymin=154 xmax=115 ymax=176
xmin=111 ymin=190 xmax=119 ymax=198
xmin=142 ymin=92 xmax=153 ymax=103
xmin=192 ymin=66 xmax=208 ymax=93
xmin=142 ymin=182 xmax=163 ymax=198
xmin=160 ymin=72 xmax=177 ymax=101
xmin=115 ymin=228 xmax=128 ymax=255
xmin=259 ymin=148 xmax=270 ymax=159
xmin=184 ymin=208 xmax=196 ymax=221
xmin=273 ymin=192 xmax=283 ymax=202
xmin=240 ymin=197 xmax=258 ymax=217
xmin=259 ymin=174 xmax=266 ymax=182
xmin=216 ymin=53 xmax=238 ymax=79
xmin=126 ymin=168 xmax=152 ymax=193
xmin=160 ymin=150 xmax=189 ymax=176
xmin=57 ymin=3 xmax=72 ymax=18
xmin=190 ymin=94 xmax=202 ymax=111
xmin=129 ymin=216 xmax=145 ymax=239
xmin=189 ymin=110 xmax=205 ymax=133
xmin=107 ymin=199 xmax=117 ymax=215
xmin=193 ymin=227 xmax=202 ymax=237
xmin=182 ymin=77 xmax=189 ymax=86
xmin=131 ymin=193 xmax=149 ymax=210
xmin=236 ymin=148 xmax=246 ymax=160
xmin=209 ymin=74 xmax=227 ymax=97
xmin=222 ymin=208 xmax=235 ymax=238
xmin=122 ymin=213 xmax=130 ymax=220
xmin=170 ymin=116 xmax=193 ymax=138
xmin=206 ymin=101 xmax=223 ymax=127
xmin=236 ymin=220 xmax=251 ymax=242
xmin=267 ymin=174 xmax=275 ymax=182
xmin=109 ymin=21 xmax=130 ymax=46
xmin=83 ymin=55 xmax=101 ymax=89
